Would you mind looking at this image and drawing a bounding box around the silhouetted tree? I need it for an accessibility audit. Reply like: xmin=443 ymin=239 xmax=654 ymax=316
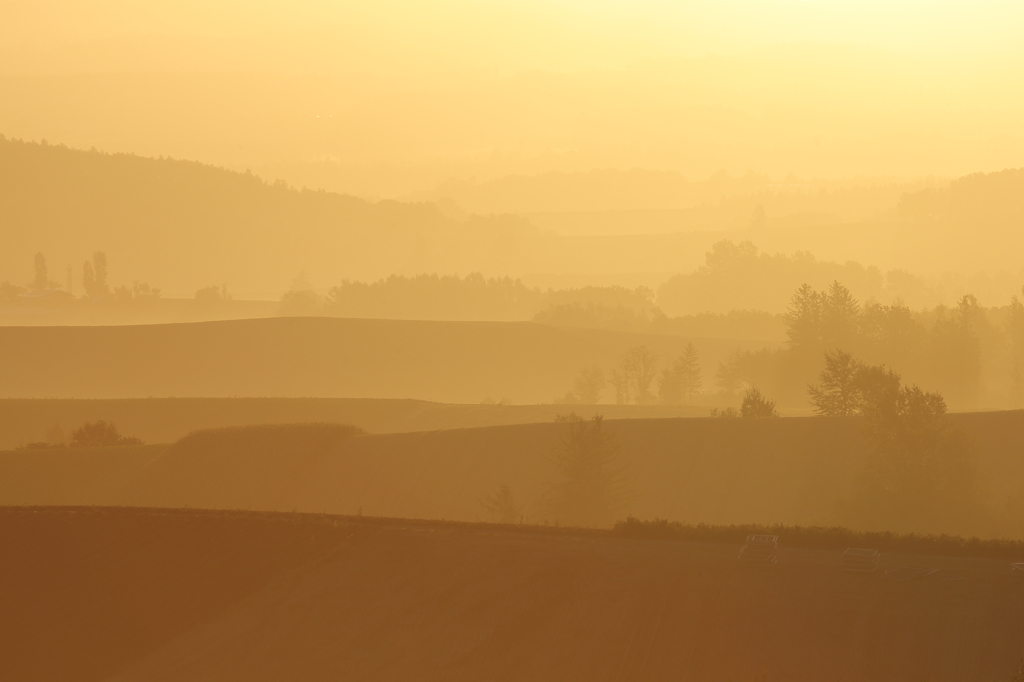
xmin=70 ymin=420 xmax=142 ymax=447
xmin=860 ymin=300 xmax=921 ymax=368
xmin=82 ymin=251 xmax=109 ymax=296
xmin=114 ymin=281 xmax=161 ymax=301
xmin=783 ymin=283 xmax=823 ymax=352
xmin=482 ymin=483 xmax=522 ymax=524
xmin=0 ymin=281 xmax=26 ymax=304
xmin=1008 ymin=291 xmax=1024 ymax=407
xmin=33 ymin=252 xmax=48 ymax=290
xmin=740 ymin=387 xmax=778 ymax=418
xmin=279 ymin=272 xmax=322 ymax=316
xmin=610 ymin=369 xmax=628 ymax=405
xmin=931 ymin=294 xmax=981 ymax=406
xmin=821 ymin=281 xmax=860 ymax=351
xmin=715 ymin=356 xmax=743 ymax=394
xmin=544 ymin=414 xmax=627 ymax=527
xmin=195 ymin=284 xmax=230 ymax=304
xmin=749 ymin=204 xmax=766 ymax=229
xmin=808 ymin=349 xmax=863 ymax=416
xmin=659 ymin=342 xmax=702 ymax=404
xmin=846 ymin=370 xmax=981 ymax=534
xmin=622 ymin=345 xmax=659 ymax=404
xmin=571 ymin=365 xmax=606 ymax=404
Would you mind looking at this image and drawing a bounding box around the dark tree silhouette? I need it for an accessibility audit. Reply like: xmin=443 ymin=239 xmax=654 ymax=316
xmin=481 ymin=483 xmax=522 ymax=524
xmin=82 ymin=251 xmax=110 ymax=297
xmin=70 ymin=420 xmax=142 ymax=447
xmin=659 ymin=342 xmax=702 ymax=405
xmin=544 ymin=414 xmax=628 ymax=527
xmin=741 ymin=387 xmax=778 ymax=418
xmin=570 ymin=365 xmax=606 ymax=404
xmin=33 ymin=252 xmax=48 ymax=290
xmin=843 ymin=370 xmax=982 ymax=534
xmin=808 ymin=349 xmax=863 ymax=416
xmin=1008 ymin=291 xmax=1024 ymax=407
xmin=621 ymin=345 xmax=659 ymax=405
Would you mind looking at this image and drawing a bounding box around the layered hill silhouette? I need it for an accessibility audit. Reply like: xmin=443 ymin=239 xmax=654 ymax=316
xmin=4 ymin=137 xmax=1024 ymax=299
xmin=0 ymin=397 xmax=709 ymax=451
xmin=0 ymin=137 xmax=538 ymax=295
xmin=2 ymin=507 xmax=1021 ymax=682
xmin=4 ymin=414 xmax=1024 ymax=538
xmin=0 ymin=317 xmax=764 ymax=403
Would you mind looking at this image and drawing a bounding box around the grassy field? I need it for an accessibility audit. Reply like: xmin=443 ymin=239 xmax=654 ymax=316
xmin=0 ymin=317 xmax=773 ymax=403
xmin=2 ymin=507 xmax=1022 ymax=682
xmin=0 ymin=397 xmax=710 ymax=451
xmin=3 ymin=413 xmax=1023 ymax=538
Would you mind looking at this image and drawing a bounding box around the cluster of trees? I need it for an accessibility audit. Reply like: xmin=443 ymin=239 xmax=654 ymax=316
xmin=806 ymin=355 xmax=983 ymax=534
xmin=482 ymin=413 xmax=628 ymax=528
xmin=278 ymin=271 xmax=661 ymax=324
xmin=655 ymin=239 xmax=1022 ymax=316
xmin=20 ymin=420 xmax=143 ymax=449
xmin=80 ymin=251 xmax=162 ymax=302
xmin=0 ymin=251 xmax=163 ymax=305
xmin=714 ymin=280 xmax=1024 ymax=410
xmin=0 ymin=252 xmax=66 ymax=304
xmin=559 ymin=343 xmax=703 ymax=406
xmin=656 ymin=240 xmax=889 ymax=316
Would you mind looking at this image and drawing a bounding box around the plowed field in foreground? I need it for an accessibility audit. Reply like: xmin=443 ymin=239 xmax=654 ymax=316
xmin=2 ymin=507 xmax=1022 ymax=682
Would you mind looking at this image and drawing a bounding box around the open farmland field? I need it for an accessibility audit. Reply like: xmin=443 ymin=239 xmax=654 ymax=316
xmin=0 ymin=397 xmax=709 ymax=451
xmin=1 ymin=507 xmax=1022 ymax=682
xmin=3 ymin=413 xmax=1023 ymax=538
xmin=0 ymin=317 xmax=772 ymax=403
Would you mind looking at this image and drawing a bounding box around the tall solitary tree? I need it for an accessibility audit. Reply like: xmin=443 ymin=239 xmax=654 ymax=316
xmin=783 ymin=283 xmax=823 ymax=352
xmin=808 ymin=349 xmax=863 ymax=416
xmin=820 ymin=281 xmax=860 ymax=351
xmin=1008 ymin=291 xmax=1024 ymax=407
xmin=33 ymin=252 xmax=48 ymax=290
xmin=621 ymin=345 xmax=659 ymax=405
xmin=82 ymin=251 xmax=109 ymax=297
xmin=482 ymin=483 xmax=522 ymax=524
xmin=659 ymin=343 xmax=702 ymax=404
xmin=571 ymin=365 xmax=606 ymax=404
xmin=544 ymin=414 xmax=627 ymax=527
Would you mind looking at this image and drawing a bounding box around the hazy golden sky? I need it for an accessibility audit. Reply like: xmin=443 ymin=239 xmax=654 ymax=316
xmin=2 ymin=1 xmax=1023 ymax=195
xmin=5 ymin=1 xmax=1024 ymax=70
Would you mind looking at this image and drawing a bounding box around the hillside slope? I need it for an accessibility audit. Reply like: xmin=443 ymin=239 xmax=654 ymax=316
xmin=0 ymin=137 xmax=539 ymax=295
xmin=0 ymin=317 xmax=767 ymax=403
xmin=2 ymin=508 xmax=1022 ymax=682
xmin=0 ymin=397 xmax=710 ymax=451
xmin=4 ymin=413 xmax=1023 ymax=538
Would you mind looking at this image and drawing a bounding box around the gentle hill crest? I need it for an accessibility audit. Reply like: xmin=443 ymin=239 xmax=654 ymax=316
xmin=0 ymin=316 xmax=763 ymax=403
xmin=0 ymin=137 xmax=536 ymax=295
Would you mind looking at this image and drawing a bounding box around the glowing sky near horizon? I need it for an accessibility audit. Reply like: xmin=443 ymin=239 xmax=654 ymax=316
xmin=4 ymin=0 xmax=1023 ymax=64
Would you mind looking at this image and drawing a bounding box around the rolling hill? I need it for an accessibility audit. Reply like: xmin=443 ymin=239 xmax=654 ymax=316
xmin=0 ymin=397 xmax=710 ymax=451
xmin=2 ymin=507 xmax=1022 ymax=682
xmin=0 ymin=317 xmax=769 ymax=403
xmin=0 ymin=137 xmax=540 ymax=296
xmin=4 ymin=413 xmax=1023 ymax=538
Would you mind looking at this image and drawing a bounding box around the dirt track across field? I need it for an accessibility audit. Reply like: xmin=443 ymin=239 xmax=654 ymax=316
xmin=2 ymin=507 xmax=1022 ymax=682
